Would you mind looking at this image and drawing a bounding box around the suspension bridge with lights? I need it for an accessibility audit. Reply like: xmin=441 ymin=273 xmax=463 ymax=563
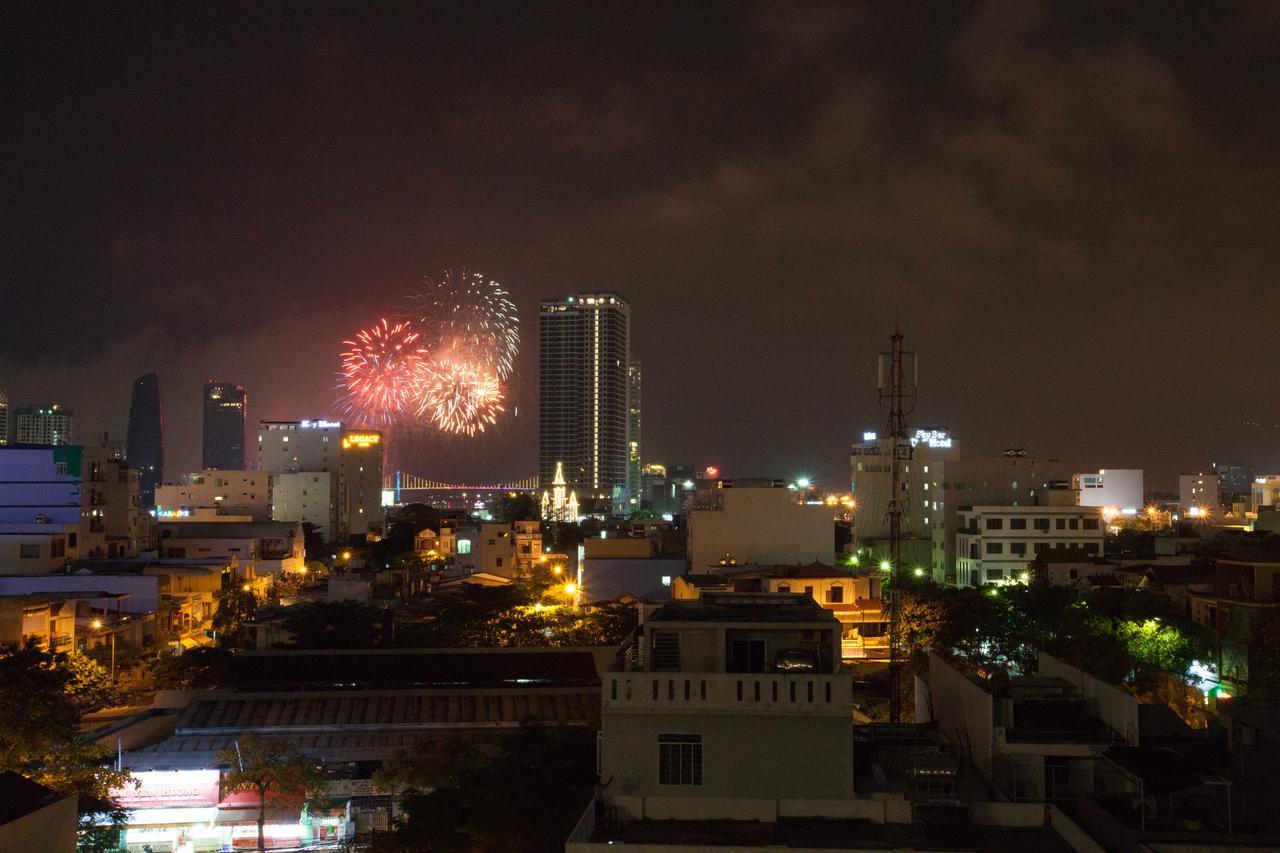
xmin=386 ymin=471 xmax=538 ymax=505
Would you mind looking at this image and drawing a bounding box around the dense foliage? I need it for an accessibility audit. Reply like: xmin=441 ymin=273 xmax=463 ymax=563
xmin=0 ymin=643 xmax=133 ymax=852
xmin=369 ymin=723 xmax=596 ymax=852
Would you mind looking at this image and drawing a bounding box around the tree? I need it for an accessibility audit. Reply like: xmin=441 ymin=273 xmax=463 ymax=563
xmin=214 ymin=582 xmax=258 ymax=649
xmin=152 ymin=646 xmax=233 ymax=690
xmin=216 ymin=733 xmax=323 ymax=853
xmin=282 ymin=600 xmax=381 ymax=649
xmin=1248 ymin=607 xmax=1280 ymax=698
xmin=373 ymin=723 xmax=594 ymax=852
xmin=62 ymin=650 xmax=114 ymax=711
xmin=493 ymin=492 xmax=538 ymax=522
xmin=0 ymin=644 xmax=132 ymax=852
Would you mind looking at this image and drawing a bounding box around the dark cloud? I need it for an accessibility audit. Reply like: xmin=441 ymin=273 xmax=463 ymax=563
xmin=2 ymin=0 xmax=1278 ymax=485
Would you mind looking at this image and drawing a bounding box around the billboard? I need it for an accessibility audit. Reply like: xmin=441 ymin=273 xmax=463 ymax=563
xmin=115 ymin=770 xmax=221 ymax=809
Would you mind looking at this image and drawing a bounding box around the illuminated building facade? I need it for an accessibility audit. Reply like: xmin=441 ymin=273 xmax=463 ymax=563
xmin=539 ymin=292 xmax=631 ymax=513
xmin=0 ymin=386 xmax=8 ymax=445
xmin=540 ymin=461 xmax=580 ymax=523
xmin=257 ymin=420 xmax=382 ymax=541
xmin=14 ymin=403 xmax=77 ymax=446
xmin=201 ymin=380 xmax=246 ymax=470
xmin=1071 ymin=468 xmax=1143 ymax=516
xmin=125 ymin=372 xmax=163 ymax=505
xmin=626 ymin=359 xmax=641 ymax=510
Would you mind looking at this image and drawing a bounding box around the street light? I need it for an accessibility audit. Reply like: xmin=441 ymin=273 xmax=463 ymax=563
xmin=91 ymin=618 xmax=115 ymax=683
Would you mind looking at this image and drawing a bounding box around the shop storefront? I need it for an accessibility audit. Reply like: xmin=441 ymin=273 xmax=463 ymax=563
xmin=111 ymin=770 xmax=348 ymax=852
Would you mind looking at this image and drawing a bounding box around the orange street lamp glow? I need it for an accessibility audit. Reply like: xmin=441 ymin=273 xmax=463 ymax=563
xmin=91 ymin=619 xmax=103 ymax=630
xmin=563 ymin=582 xmax=578 ymax=596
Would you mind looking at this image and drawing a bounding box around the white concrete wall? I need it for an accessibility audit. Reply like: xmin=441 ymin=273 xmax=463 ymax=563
xmin=1038 ymin=652 xmax=1138 ymax=745
xmin=601 ymin=710 xmax=853 ymax=802
xmin=925 ymin=653 xmax=994 ymax=777
xmin=689 ymin=488 xmax=833 ymax=572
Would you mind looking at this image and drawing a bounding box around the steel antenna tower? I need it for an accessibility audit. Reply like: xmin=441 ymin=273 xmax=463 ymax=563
xmin=878 ymin=326 xmax=917 ymax=723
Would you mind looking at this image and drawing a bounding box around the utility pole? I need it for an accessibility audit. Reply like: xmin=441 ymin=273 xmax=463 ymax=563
xmin=878 ymin=327 xmax=917 ymax=723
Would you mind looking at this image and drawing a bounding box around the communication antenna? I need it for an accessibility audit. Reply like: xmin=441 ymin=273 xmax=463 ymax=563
xmin=877 ymin=326 xmax=918 ymax=724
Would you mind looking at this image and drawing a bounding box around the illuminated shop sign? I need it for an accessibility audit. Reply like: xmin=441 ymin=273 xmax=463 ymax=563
xmin=300 ymin=420 xmax=340 ymax=429
xmin=114 ymin=770 xmax=221 ymax=809
xmin=342 ymin=433 xmax=381 ymax=449
xmin=151 ymin=507 xmax=193 ymax=518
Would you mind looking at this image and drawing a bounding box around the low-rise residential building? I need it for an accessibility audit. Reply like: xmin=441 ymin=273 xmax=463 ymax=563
xmin=155 ymin=470 xmax=271 ymax=520
xmin=921 ymin=652 xmax=1137 ymax=804
xmin=688 ymin=480 xmax=834 ymax=572
xmin=956 ymin=505 xmax=1104 ymax=587
xmin=600 ymin=593 xmax=853 ymax=814
xmin=156 ymin=520 xmax=304 ymax=576
xmin=1031 ymin=549 xmax=1123 ymax=588
xmin=1251 ymin=474 xmax=1280 ymax=516
xmin=1189 ymin=533 xmax=1280 ymax=695
xmin=0 ymin=594 xmax=77 ymax=652
xmin=0 ymin=772 xmax=78 ymax=853
xmin=718 ymin=562 xmax=888 ymax=660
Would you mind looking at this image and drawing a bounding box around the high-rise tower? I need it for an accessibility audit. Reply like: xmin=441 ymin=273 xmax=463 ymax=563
xmin=626 ymin=359 xmax=642 ymax=510
xmin=539 ymin=293 xmax=631 ymax=511
xmin=202 ymin=380 xmax=247 ymax=470
xmin=126 ymin=372 xmax=164 ymax=506
xmin=0 ymin=386 xmax=8 ymax=446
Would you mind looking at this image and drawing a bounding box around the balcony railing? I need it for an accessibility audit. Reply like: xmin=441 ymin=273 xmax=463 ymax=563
xmin=603 ymin=671 xmax=848 ymax=716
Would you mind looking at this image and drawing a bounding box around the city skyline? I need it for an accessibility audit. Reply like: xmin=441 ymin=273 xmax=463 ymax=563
xmin=3 ymin=3 xmax=1280 ymax=486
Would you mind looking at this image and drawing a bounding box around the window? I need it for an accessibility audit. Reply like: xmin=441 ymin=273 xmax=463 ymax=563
xmin=1083 ymin=543 xmax=1100 ymax=555
xmin=1056 ymin=518 xmax=1066 ymax=530
xmin=1034 ymin=542 xmax=1049 ymax=554
xmin=1069 ymin=569 xmax=1079 ymax=580
xmin=1034 ymin=518 xmax=1050 ymax=531
xmin=986 ymin=518 xmax=1003 ymax=530
xmin=457 ymin=540 xmax=472 ymax=555
xmin=986 ymin=568 xmax=1005 ymax=581
xmin=827 ymin=585 xmax=844 ymax=603
xmin=728 ymin=639 xmax=766 ymax=673
xmin=1069 ymin=518 xmax=1079 ymax=530
xmin=804 ymin=585 xmax=814 ymax=599
xmin=1082 ymin=518 xmax=1099 ymax=530
xmin=1010 ymin=518 xmax=1027 ymax=530
xmin=19 ymin=544 xmax=40 ymax=559
xmin=495 ymin=557 xmax=503 ymax=567
xmin=658 ymin=734 xmax=702 ymax=786
xmin=986 ymin=542 xmax=1004 ymax=555
xmin=1010 ymin=542 xmax=1027 ymax=556
xmin=777 ymin=584 xmax=791 ymax=593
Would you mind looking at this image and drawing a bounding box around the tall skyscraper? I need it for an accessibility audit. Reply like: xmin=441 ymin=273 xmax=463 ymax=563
xmin=0 ymin=386 xmax=8 ymax=446
xmin=626 ymin=359 xmax=642 ymax=509
xmin=539 ymin=292 xmax=631 ymax=511
xmin=202 ymin=380 xmax=247 ymax=470
xmin=13 ymin=404 xmax=77 ymax=445
xmin=126 ymin=372 xmax=164 ymax=506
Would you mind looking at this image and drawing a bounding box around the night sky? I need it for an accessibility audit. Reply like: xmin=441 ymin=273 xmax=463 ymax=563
xmin=3 ymin=1 xmax=1279 ymax=489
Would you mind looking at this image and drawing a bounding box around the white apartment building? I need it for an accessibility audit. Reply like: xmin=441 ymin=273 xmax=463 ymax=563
xmin=155 ymin=470 xmax=271 ymax=519
xmin=1072 ymin=469 xmax=1143 ymax=515
xmin=13 ymin=404 xmax=76 ymax=445
xmin=850 ymin=429 xmax=955 ymax=569
xmin=257 ymin=420 xmax=383 ymax=541
xmin=688 ymin=481 xmax=833 ymax=572
xmin=1179 ymin=473 xmax=1221 ymax=518
xmin=956 ymin=505 xmax=1103 ymax=586
xmin=271 ymin=471 xmax=337 ymax=541
xmin=600 ymin=592 xmax=853 ymax=819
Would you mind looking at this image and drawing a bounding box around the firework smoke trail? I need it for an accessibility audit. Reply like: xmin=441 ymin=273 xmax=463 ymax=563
xmin=414 ymin=357 xmax=505 ymax=437
xmin=336 ymin=318 xmax=429 ymax=427
xmin=406 ymin=268 xmax=520 ymax=380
